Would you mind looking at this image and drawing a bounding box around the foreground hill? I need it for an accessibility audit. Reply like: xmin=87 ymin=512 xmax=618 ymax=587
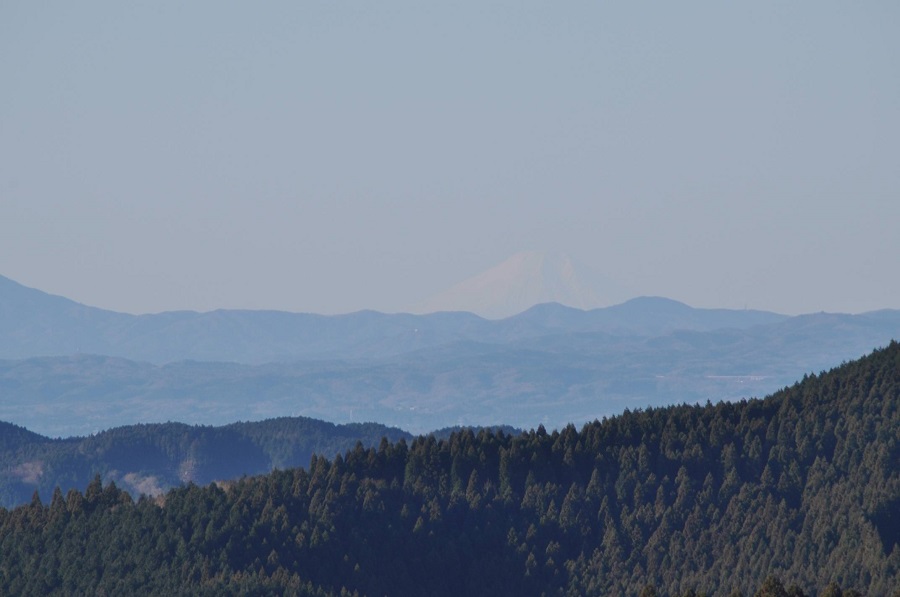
xmin=0 ymin=417 xmax=412 ymax=509
xmin=1 ymin=344 xmax=897 ymax=595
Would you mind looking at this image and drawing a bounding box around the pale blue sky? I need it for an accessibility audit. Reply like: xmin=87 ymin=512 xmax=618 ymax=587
xmin=2 ymin=1 xmax=898 ymax=315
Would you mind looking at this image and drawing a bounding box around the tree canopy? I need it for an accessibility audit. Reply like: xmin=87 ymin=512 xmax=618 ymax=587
xmin=1 ymin=342 xmax=898 ymax=595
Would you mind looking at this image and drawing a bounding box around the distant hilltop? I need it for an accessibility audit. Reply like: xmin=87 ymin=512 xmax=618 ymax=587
xmin=411 ymin=251 xmax=627 ymax=319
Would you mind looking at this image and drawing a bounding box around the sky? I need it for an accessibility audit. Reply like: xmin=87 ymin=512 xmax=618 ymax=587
xmin=2 ymin=1 xmax=898 ymax=316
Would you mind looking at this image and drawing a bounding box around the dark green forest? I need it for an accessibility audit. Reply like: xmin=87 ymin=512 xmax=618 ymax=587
xmin=0 ymin=418 xmax=412 ymax=508
xmin=1 ymin=343 xmax=899 ymax=595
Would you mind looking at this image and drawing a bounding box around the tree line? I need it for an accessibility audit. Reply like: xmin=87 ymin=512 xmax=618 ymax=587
xmin=1 ymin=342 xmax=898 ymax=595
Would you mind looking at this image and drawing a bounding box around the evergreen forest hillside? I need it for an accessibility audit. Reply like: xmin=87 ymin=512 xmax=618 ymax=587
xmin=1 ymin=343 xmax=899 ymax=595
xmin=0 ymin=418 xmax=412 ymax=508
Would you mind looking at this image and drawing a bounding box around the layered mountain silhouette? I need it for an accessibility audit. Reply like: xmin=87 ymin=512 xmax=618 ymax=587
xmin=411 ymin=251 xmax=626 ymax=318
xmin=0 ymin=273 xmax=780 ymax=364
xmin=1 ymin=344 xmax=898 ymax=594
xmin=2 ymin=273 xmax=900 ymax=438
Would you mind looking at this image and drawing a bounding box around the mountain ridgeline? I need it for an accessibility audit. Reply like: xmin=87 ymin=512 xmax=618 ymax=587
xmin=0 ymin=273 xmax=788 ymax=364
xmin=6 ymin=274 xmax=900 ymax=437
xmin=1 ymin=343 xmax=898 ymax=595
xmin=410 ymin=251 xmax=624 ymax=318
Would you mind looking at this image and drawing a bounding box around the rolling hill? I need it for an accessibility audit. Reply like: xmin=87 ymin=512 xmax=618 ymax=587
xmin=1 ymin=343 xmax=897 ymax=595
xmin=0 ymin=417 xmax=413 ymax=508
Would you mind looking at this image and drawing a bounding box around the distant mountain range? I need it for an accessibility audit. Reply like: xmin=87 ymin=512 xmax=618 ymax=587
xmin=2 ymin=273 xmax=900 ymax=438
xmin=0 ymin=273 xmax=783 ymax=364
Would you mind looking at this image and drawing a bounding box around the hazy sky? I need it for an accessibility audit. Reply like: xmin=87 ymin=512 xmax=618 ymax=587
xmin=2 ymin=1 xmax=898 ymax=316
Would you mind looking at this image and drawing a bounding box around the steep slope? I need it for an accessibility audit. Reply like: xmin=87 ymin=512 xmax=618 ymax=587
xmin=0 ymin=344 xmax=897 ymax=595
xmin=0 ymin=275 xmax=135 ymax=357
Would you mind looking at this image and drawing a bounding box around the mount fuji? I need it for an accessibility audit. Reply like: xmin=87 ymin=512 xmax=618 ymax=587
xmin=411 ymin=251 xmax=625 ymax=319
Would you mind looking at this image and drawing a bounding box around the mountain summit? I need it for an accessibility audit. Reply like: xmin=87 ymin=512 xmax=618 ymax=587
xmin=411 ymin=251 xmax=624 ymax=319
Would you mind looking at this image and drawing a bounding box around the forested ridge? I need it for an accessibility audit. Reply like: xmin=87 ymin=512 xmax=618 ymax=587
xmin=1 ymin=343 xmax=898 ymax=595
xmin=0 ymin=418 xmax=412 ymax=508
